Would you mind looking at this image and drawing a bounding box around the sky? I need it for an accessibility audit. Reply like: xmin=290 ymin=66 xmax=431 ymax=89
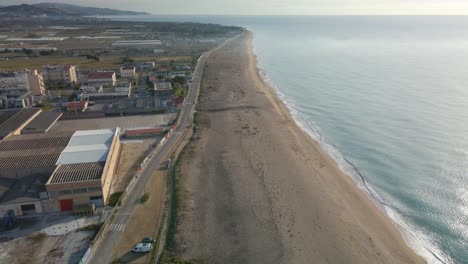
xmin=2 ymin=0 xmax=468 ymax=15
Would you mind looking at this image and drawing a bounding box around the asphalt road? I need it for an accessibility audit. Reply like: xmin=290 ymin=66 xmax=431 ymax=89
xmin=88 ymin=53 xmax=207 ymax=264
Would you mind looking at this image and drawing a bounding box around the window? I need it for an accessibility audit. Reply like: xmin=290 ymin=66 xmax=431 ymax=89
xmin=73 ymin=188 xmax=88 ymax=194
xmin=58 ymin=190 xmax=72 ymax=196
xmin=88 ymin=186 xmax=102 ymax=193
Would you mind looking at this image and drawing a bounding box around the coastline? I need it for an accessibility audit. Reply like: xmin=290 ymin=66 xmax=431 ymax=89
xmin=248 ymin=33 xmax=432 ymax=261
xmin=173 ymin=31 xmax=426 ymax=263
xmin=245 ymin=31 xmax=426 ymax=262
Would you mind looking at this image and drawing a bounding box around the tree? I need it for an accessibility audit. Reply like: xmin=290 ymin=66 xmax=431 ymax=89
xmin=121 ymin=57 xmax=134 ymax=63
xmin=173 ymin=76 xmax=187 ymax=85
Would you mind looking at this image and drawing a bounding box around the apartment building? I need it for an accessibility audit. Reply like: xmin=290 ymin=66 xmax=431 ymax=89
xmin=42 ymin=65 xmax=77 ymax=84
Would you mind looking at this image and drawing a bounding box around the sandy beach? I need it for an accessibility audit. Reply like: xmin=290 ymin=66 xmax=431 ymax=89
xmin=173 ymin=31 xmax=425 ymax=264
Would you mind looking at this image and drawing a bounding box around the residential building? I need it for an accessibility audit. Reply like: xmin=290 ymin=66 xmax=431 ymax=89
xmin=26 ymin=70 xmax=45 ymax=96
xmin=0 ymin=72 xmax=29 ymax=91
xmin=87 ymin=72 xmax=116 ymax=87
xmin=42 ymin=65 xmax=77 ymax=84
xmin=153 ymin=81 xmax=173 ymax=97
xmin=120 ymin=66 xmax=136 ymax=78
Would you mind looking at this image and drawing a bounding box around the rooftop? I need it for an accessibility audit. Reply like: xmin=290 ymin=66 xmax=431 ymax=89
xmin=88 ymin=72 xmax=115 ymax=80
xmin=0 ymin=173 xmax=49 ymax=205
xmin=56 ymin=128 xmax=117 ymax=165
xmin=121 ymin=66 xmax=136 ymax=70
xmin=0 ymin=108 xmax=41 ymax=139
xmin=0 ymin=132 xmax=73 ymax=171
xmin=0 ymin=109 xmax=19 ymax=126
xmin=48 ymin=162 xmax=105 ymax=184
xmin=42 ymin=65 xmax=73 ymax=71
xmin=21 ymin=111 xmax=62 ymax=134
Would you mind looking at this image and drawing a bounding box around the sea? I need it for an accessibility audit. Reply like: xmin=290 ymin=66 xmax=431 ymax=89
xmin=102 ymin=15 xmax=468 ymax=264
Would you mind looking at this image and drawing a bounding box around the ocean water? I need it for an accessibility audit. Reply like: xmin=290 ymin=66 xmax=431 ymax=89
xmin=104 ymin=15 xmax=468 ymax=263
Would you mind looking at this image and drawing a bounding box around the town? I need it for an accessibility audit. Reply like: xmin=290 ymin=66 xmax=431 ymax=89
xmin=0 ymin=14 xmax=242 ymax=264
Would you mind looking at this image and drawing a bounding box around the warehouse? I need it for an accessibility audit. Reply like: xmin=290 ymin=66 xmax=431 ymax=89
xmin=0 ymin=132 xmax=73 ymax=216
xmin=0 ymin=108 xmax=41 ymax=139
xmin=21 ymin=111 xmax=62 ymax=134
xmin=46 ymin=128 xmax=121 ymax=212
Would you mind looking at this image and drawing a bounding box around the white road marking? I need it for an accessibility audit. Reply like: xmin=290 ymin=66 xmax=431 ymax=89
xmin=110 ymin=224 xmax=126 ymax=232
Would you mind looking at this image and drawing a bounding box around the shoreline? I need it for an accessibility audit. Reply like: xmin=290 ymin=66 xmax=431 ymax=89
xmin=174 ymin=30 xmax=426 ymax=263
xmin=248 ymin=32 xmax=425 ymax=257
xmin=247 ymin=31 xmax=428 ymax=262
xmin=247 ymin=31 xmax=444 ymax=263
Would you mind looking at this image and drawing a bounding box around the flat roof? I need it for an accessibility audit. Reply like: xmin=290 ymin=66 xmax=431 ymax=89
xmin=0 ymin=108 xmax=41 ymax=138
xmin=0 ymin=109 xmax=19 ymax=126
xmin=88 ymin=72 xmax=115 ymax=79
xmin=0 ymin=173 xmax=49 ymax=205
xmin=21 ymin=111 xmax=62 ymax=134
xmin=56 ymin=128 xmax=116 ymax=165
xmin=48 ymin=162 xmax=105 ymax=184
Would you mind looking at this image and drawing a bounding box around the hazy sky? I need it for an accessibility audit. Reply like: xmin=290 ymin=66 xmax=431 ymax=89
xmin=3 ymin=0 xmax=468 ymax=15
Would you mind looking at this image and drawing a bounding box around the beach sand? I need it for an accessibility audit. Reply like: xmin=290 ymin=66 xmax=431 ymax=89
xmin=173 ymin=31 xmax=425 ymax=264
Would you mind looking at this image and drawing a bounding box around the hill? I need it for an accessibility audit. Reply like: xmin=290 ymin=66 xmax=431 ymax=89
xmin=34 ymin=3 xmax=150 ymax=16
xmin=0 ymin=4 xmax=73 ymax=17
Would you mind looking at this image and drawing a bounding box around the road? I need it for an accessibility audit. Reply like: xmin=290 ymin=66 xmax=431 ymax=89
xmin=88 ymin=52 xmax=207 ymax=264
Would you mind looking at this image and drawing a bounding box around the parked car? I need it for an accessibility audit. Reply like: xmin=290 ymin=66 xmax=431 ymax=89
xmin=142 ymin=237 xmax=155 ymax=244
xmin=132 ymin=243 xmax=153 ymax=253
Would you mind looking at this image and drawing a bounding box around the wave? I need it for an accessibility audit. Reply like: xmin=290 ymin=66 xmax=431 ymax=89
xmin=251 ymin=40 xmax=452 ymax=264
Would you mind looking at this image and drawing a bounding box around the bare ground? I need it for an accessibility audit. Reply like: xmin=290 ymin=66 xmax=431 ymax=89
xmin=171 ymin=32 xmax=425 ymax=264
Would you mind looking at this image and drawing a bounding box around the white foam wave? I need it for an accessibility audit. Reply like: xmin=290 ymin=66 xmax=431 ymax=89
xmin=251 ymin=40 xmax=452 ymax=264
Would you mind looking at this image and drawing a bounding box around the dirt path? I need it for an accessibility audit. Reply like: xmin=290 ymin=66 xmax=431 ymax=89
xmin=172 ymin=32 xmax=425 ymax=264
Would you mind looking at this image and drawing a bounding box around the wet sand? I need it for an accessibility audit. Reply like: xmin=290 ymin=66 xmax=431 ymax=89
xmin=173 ymin=32 xmax=425 ymax=264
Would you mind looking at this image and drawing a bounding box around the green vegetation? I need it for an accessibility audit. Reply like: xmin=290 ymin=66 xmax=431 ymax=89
xmin=108 ymin=192 xmax=123 ymax=207
xmin=36 ymin=103 xmax=54 ymax=111
xmin=121 ymin=56 xmax=134 ymax=63
xmin=140 ymin=192 xmax=150 ymax=204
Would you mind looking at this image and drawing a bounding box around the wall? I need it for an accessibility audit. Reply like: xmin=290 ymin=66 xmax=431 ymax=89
xmin=100 ymin=128 xmax=121 ymax=203
xmin=0 ymin=200 xmax=43 ymax=216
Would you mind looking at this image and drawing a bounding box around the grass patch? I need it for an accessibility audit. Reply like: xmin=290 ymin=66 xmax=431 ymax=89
xmin=165 ymin=141 xmax=192 ymax=252
xmin=108 ymin=192 xmax=123 ymax=207
xmin=140 ymin=192 xmax=150 ymax=204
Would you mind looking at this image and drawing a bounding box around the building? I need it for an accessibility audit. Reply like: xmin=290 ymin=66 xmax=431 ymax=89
xmin=0 ymin=90 xmax=35 ymax=109
xmin=66 ymin=101 xmax=88 ymax=112
xmin=42 ymin=65 xmax=77 ymax=84
xmin=0 ymin=108 xmax=42 ymax=139
xmin=120 ymin=66 xmax=136 ymax=78
xmin=21 ymin=111 xmax=62 ymax=134
xmin=26 ymin=70 xmax=45 ymax=96
xmin=0 ymin=72 xmax=29 ymax=91
xmin=0 ymin=132 xmax=73 ymax=216
xmin=115 ymin=83 xmax=132 ymax=94
xmin=87 ymin=72 xmax=116 ymax=87
xmin=153 ymin=81 xmax=173 ymax=97
xmin=136 ymin=61 xmax=155 ymax=71
xmin=46 ymin=128 xmax=121 ymax=211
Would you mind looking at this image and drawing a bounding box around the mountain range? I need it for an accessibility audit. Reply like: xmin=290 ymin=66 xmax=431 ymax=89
xmin=0 ymin=3 xmax=149 ymax=17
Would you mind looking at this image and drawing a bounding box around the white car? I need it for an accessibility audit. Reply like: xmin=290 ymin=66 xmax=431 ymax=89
xmin=132 ymin=243 xmax=153 ymax=253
